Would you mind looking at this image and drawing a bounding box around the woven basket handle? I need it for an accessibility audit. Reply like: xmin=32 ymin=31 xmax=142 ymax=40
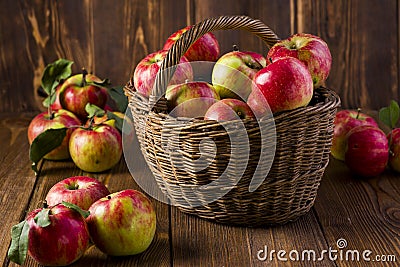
xmin=150 ymin=15 xmax=281 ymax=104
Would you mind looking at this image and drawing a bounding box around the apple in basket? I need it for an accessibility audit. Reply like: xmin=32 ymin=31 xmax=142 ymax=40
xmin=59 ymin=70 xmax=109 ymax=120
xmin=331 ymin=109 xmax=379 ymax=161
xmin=133 ymin=49 xmax=194 ymax=98
xmin=27 ymin=109 xmax=81 ymax=160
xmin=204 ymin=98 xmax=255 ymax=121
xmin=86 ymin=189 xmax=157 ymax=256
xmin=45 ymin=176 xmax=111 ymax=210
xmin=267 ymin=33 xmax=332 ymax=87
xmin=166 ymin=81 xmax=220 ymax=118
xmin=212 ymin=48 xmax=267 ymax=100
xmin=247 ymin=57 xmax=313 ymax=115
xmin=163 ymin=25 xmax=220 ymax=62
xmin=345 ymin=125 xmax=389 ymax=177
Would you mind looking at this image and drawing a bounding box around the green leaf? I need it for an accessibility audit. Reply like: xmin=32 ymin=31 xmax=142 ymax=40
xmin=107 ymin=111 xmax=124 ymax=132
xmin=8 ymin=220 xmax=30 ymax=265
xmin=379 ymin=100 xmax=400 ymax=129
xmin=62 ymin=201 xmax=90 ymax=218
xmin=42 ymin=93 xmax=58 ymax=108
xmin=34 ymin=209 xmax=51 ymax=228
xmin=29 ymin=127 xmax=68 ymax=172
xmin=85 ymin=103 xmax=105 ymax=119
xmin=108 ymin=86 xmax=128 ymax=112
xmin=41 ymin=59 xmax=73 ymax=102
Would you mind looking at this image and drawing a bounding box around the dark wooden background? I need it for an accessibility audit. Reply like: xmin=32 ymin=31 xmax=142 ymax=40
xmin=0 ymin=0 xmax=398 ymax=113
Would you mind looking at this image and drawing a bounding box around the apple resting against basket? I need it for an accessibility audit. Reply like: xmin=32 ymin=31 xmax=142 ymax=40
xmin=134 ymin=32 xmax=332 ymax=118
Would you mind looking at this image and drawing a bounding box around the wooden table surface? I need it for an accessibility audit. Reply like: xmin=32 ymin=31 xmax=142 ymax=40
xmin=1 ymin=112 xmax=399 ymax=267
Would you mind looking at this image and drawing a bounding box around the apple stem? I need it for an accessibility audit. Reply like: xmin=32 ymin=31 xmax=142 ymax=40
xmin=81 ymin=68 xmax=88 ymax=87
xmin=356 ymin=108 xmax=361 ymax=119
xmin=232 ymin=44 xmax=239 ymax=51
xmin=43 ymin=200 xmax=48 ymax=209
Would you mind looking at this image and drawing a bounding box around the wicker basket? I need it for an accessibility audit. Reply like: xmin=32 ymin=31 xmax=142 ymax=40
xmin=124 ymin=15 xmax=340 ymax=226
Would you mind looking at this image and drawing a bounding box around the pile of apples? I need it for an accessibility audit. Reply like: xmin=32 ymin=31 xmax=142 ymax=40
xmin=133 ymin=25 xmax=332 ymax=120
xmin=331 ymin=101 xmax=400 ymax=177
xmin=8 ymin=176 xmax=156 ymax=266
xmin=28 ymin=59 xmax=129 ymax=173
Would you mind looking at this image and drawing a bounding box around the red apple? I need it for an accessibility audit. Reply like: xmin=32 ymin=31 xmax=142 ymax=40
xmin=133 ymin=49 xmax=193 ymax=98
xmin=204 ymin=98 xmax=254 ymax=121
xmin=45 ymin=176 xmax=110 ymax=210
xmin=212 ymin=50 xmax=266 ymax=100
xmin=24 ymin=203 xmax=89 ymax=266
xmin=331 ymin=109 xmax=379 ymax=161
xmin=345 ymin=125 xmax=389 ymax=177
xmin=387 ymin=128 xmax=400 ymax=172
xmin=267 ymin=33 xmax=332 ymax=87
xmin=166 ymin=81 xmax=220 ymax=118
xmin=86 ymin=189 xmax=157 ymax=256
xmin=59 ymin=71 xmax=108 ymax=120
xmin=69 ymin=124 xmax=122 ymax=173
xmin=247 ymin=57 xmax=313 ymax=114
xmin=163 ymin=25 xmax=220 ymax=62
xmin=27 ymin=109 xmax=81 ymax=160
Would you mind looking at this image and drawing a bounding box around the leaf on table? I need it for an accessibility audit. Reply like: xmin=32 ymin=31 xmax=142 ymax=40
xmin=8 ymin=220 xmax=30 ymax=265
xmin=29 ymin=128 xmax=68 ymax=174
xmin=379 ymin=100 xmax=400 ymax=129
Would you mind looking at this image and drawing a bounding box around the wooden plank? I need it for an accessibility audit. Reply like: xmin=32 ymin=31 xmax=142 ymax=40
xmin=0 ymin=113 xmax=38 ymax=267
xmin=314 ymin=158 xmax=400 ymax=266
xmin=295 ymin=0 xmax=398 ymax=110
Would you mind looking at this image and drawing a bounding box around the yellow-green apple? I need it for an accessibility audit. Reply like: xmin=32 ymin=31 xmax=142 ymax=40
xmin=163 ymin=25 xmax=220 ymax=62
xmin=331 ymin=109 xmax=379 ymax=161
xmin=166 ymin=81 xmax=220 ymax=118
xmin=8 ymin=202 xmax=90 ymax=266
xmin=212 ymin=50 xmax=266 ymax=100
xmin=59 ymin=71 xmax=108 ymax=120
xmin=45 ymin=176 xmax=110 ymax=210
xmin=345 ymin=125 xmax=389 ymax=177
xmin=387 ymin=128 xmax=400 ymax=172
xmin=69 ymin=124 xmax=122 ymax=172
xmin=86 ymin=189 xmax=156 ymax=256
xmin=133 ymin=49 xmax=193 ymax=98
xmin=267 ymin=33 xmax=332 ymax=87
xmin=204 ymin=98 xmax=254 ymax=121
xmin=27 ymin=109 xmax=81 ymax=160
xmin=247 ymin=57 xmax=313 ymax=114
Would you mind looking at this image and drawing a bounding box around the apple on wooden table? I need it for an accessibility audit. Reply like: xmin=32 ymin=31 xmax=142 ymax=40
xmin=8 ymin=202 xmax=90 ymax=266
xmin=45 ymin=176 xmax=111 ymax=210
xmin=331 ymin=109 xmax=379 ymax=161
xmin=267 ymin=33 xmax=332 ymax=87
xmin=212 ymin=48 xmax=266 ymax=100
xmin=27 ymin=109 xmax=81 ymax=160
xmin=86 ymin=189 xmax=157 ymax=256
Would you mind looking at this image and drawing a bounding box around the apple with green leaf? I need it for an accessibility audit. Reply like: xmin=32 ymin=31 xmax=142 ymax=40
xmin=86 ymin=189 xmax=157 ymax=256
xmin=8 ymin=202 xmax=90 ymax=266
xmin=59 ymin=69 xmax=109 ymax=120
xmin=45 ymin=176 xmax=110 ymax=210
xmin=69 ymin=104 xmax=123 ymax=172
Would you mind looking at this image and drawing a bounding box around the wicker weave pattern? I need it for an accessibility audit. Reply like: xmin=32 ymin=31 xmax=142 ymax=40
xmin=124 ymin=15 xmax=340 ymax=226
